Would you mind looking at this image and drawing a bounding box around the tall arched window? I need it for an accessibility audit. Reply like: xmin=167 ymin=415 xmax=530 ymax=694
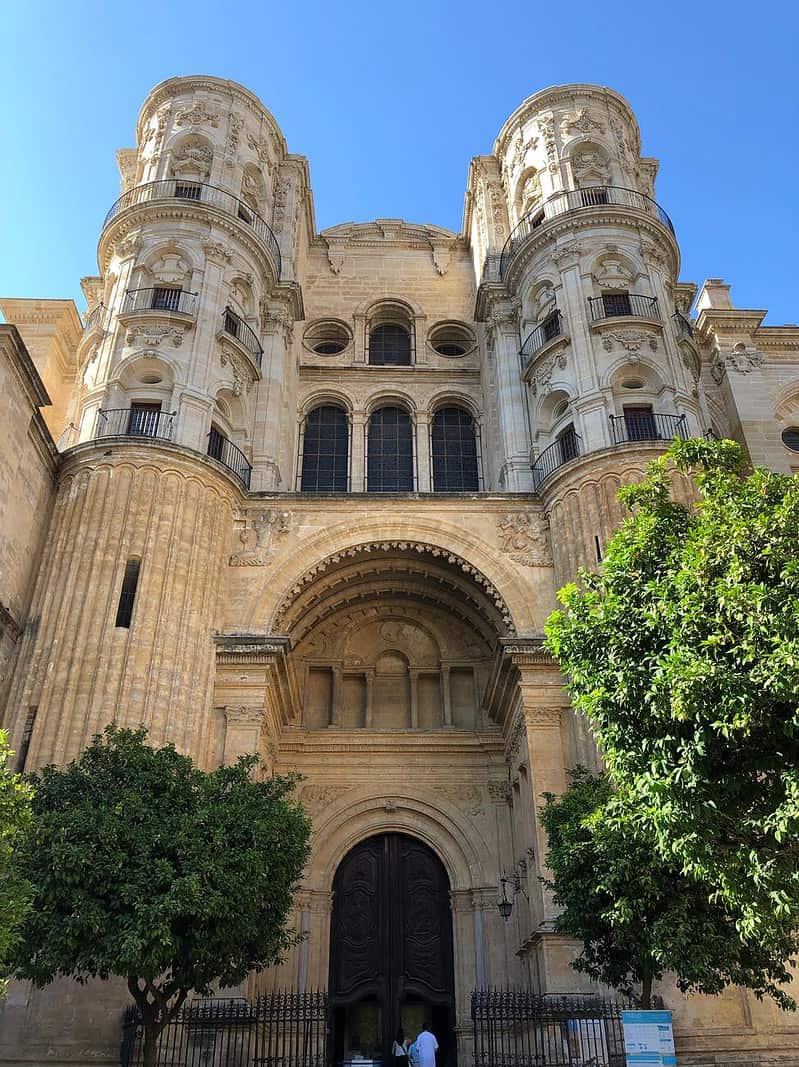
xmin=369 ymin=324 xmax=412 ymax=366
xmin=301 ymin=405 xmax=349 ymax=491
xmin=367 ymin=407 xmax=414 ymax=491
xmin=431 ymin=407 xmax=479 ymax=491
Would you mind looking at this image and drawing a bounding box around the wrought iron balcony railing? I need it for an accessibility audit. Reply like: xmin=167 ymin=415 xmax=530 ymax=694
xmin=672 ymin=310 xmax=694 ymax=338
xmin=222 ymin=307 xmax=263 ymax=367
xmin=103 ymin=180 xmax=281 ymax=276
xmin=500 ymin=186 xmax=674 ymax=278
xmin=531 ymin=430 xmax=582 ymax=490
xmin=207 ymin=428 xmax=252 ymax=489
xmin=122 ymin=287 xmax=197 ymax=316
xmin=93 ymin=407 xmax=175 ymax=441
xmin=609 ymin=410 xmax=688 ymax=445
xmin=588 ymin=293 xmax=660 ymax=321
xmin=519 ymin=309 xmax=563 ymax=371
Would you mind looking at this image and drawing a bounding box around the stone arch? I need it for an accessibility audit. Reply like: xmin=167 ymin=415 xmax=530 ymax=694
xmin=428 ymin=390 xmax=481 ymax=418
xmin=166 ymin=132 xmax=214 ymax=180
xmin=306 ymin=789 xmax=493 ymax=892
xmin=364 ymin=390 xmax=417 ymax=416
xmin=299 ymin=389 xmax=353 ymax=416
xmin=563 ymin=136 xmax=613 ymax=187
xmin=773 ymin=379 xmax=799 ymax=424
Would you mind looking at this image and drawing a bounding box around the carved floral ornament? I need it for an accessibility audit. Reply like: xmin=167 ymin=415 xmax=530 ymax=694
xmin=218 ymin=340 xmax=252 ymax=396
xmin=224 ymin=705 xmax=265 ymax=727
xmin=601 ymin=329 xmax=658 ymax=354
xmin=560 ymin=108 xmax=605 ymax=136
xmin=175 ymin=101 xmax=220 ymax=128
xmin=203 ymin=238 xmax=233 ymax=263
xmin=434 ymin=785 xmax=484 ymax=817
xmin=229 ymin=508 xmax=291 ymax=566
xmin=114 ymin=232 xmax=142 ymax=260
xmin=496 ymin=513 xmax=553 ymax=567
xmin=125 ymin=323 xmax=186 ymax=348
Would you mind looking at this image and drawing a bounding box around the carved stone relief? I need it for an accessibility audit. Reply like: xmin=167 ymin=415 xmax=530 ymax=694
xmin=710 ymin=343 xmax=765 ymax=383
xmin=528 ymin=348 xmax=568 ymax=396
xmin=560 ymin=108 xmax=605 ymax=136
xmin=601 ymin=329 xmax=658 ymax=354
xmin=125 ymin=324 xmax=186 ymax=348
xmin=434 ymin=785 xmax=484 ymax=818
xmin=172 ymin=139 xmax=213 ymax=179
xmin=537 ymin=114 xmax=558 ymax=173
xmin=496 ymin=513 xmax=553 ymax=566
xmin=225 ymin=113 xmax=244 ymax=166
xmin=175 ymin=101 xmax=220 ymax=128
xmin=203 ymin=238 xmax=233 ymax=263
xmin=229 ymin=508 xmax=291 ymax=566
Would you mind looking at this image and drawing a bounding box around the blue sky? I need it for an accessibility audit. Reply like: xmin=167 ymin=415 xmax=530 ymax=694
xmin=1 ymin=0 xmax=797 ymax=323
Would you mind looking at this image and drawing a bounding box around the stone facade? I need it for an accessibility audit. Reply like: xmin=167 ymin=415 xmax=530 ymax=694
xmin=1 ymin=75 xmax=799 ymax=1065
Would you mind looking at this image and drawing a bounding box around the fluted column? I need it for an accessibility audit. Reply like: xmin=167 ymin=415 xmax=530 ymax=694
xmin=486 ymin=300 xmax=533 ymax=490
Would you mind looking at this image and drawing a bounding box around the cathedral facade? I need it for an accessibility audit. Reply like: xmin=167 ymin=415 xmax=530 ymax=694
xmin=1 ymin=76 xmax=799 ymax=1065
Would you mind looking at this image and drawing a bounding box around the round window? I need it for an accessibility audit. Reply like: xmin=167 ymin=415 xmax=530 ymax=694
xmin=622 ymin=378 xmax=645 ymax=390
xmin=781 ymin=427 xmax=799 ymax=452
xmin=428 ymin=321 xmax=477 ymax=357
xmin=303 ymin=320 xmax=351 ymax=356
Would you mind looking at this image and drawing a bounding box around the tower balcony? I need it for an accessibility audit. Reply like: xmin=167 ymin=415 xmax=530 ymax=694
xmin=102 ymin=180 xmax=282 ymax=278
xmin=531 ymin=411 xmax=688 ymax=491
xmin=587 ymin=293 xmax=660 ymax=322
xmin=219 ymin=306 xmax=264 ymax=370
xmin=93 ymin=407 xmax=175 ymax=441
xmin=499 ymin=186 xmax=675 ymax=281
xmin=121 ymin=287 xmax=197 ymax=319
xmin=519 ymin=309 xmax=567 ymax=375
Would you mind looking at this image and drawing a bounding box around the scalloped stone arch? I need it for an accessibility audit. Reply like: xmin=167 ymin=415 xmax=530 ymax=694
xmin=305 ymin=788 xmax=492 ymax=892
xmin=249 ymin=519 xmax=535 ymax=634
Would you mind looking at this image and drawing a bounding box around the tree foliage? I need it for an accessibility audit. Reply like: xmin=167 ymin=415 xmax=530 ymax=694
xmin=0 ymin=730 xmax=32 ymax=993
xmin=541 ymin=767 xmax=796 ymax=1009
xmin=11 ymin=725 xmax=311 ymax=1065
xmin=545 ymin=438 xmax=799 ymax=946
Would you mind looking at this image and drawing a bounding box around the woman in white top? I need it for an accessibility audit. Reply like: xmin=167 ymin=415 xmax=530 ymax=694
xmin=392 ymin=1028 xmax=409 ymax=1066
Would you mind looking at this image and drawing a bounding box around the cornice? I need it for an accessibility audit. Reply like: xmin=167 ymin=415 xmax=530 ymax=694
xmin=695 ymin=308 xmax=767 ymax=338
xmin=0 ymin=325 xmax=52 ymax=409
xmin=137 ymin=76 xmax=287 ymax=157
xmin=755 ymin=327 xmax=799 ymax=351
xmin=214 ymin=633 xmax=291 ymax=666
xmin=97 ymin=201 xmax=281 ymax=287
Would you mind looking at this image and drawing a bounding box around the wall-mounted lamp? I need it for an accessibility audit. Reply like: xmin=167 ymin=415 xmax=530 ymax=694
xmin=497 ymin=872 xmax=528 ymax=922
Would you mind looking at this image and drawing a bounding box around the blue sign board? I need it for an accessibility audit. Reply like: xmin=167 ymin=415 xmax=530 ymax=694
xmin=622 ymin=1010 xmax=676 ymax=1067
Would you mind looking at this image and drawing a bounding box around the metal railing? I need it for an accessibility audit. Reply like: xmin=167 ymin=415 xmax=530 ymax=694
xmin=222 ymin=306 xmax=263 ymax=367
xmin=121 ymin=992 xmax=328 ymax=1067
xmin=531 ymin=430 xmax=582 ymax=490
xmin=520 ymin=310 xmax=563 ymax=371
xmin=500 ymin=186 xmax=674 ymax=278
xmin=122 ymin=287 xmax=197 ymax=316
xmin=207 ymin=429 xmax=252 ymax=489
xmin=609 ymin=410 xmax=688 ymax=445
xmin=103 ymin=180 xmax=282 ymax=275
xmin=588 ymin=294 xmax=660 ymax=321
xmin=83 ymin=303 xmax=106 ymax=331
xmin=94 ymin=408 xmax=174 ymax=441
xmin=672 ymin=309 xmax=694 ymax=338
xmin=472 ymin=989 xmax=628 ymax=1067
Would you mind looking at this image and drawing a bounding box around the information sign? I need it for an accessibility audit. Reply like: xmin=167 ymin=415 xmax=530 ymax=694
xmin=622 ymin=1009 xmax=676 ymax=1067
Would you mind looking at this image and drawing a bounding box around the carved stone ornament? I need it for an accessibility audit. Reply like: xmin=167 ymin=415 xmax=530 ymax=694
xmin=229 ymin=508 xmax=290 ymax=566
xmin=524 ymin=706 xmax=563 ymax=729
xmin=203 ymin=238 xmax=233 ymax=263
xmin=488 ymin=301 xmax=520 ymax=335
xmin=519 ymin=170 xmax=542 ymax=217
xmin=435 ymin=785 xmax=484 ymax=818
xmin=225 ymin=113 xmax=244 ymax=166
xmin=325 ymin=238 xmax=346 ymax=275
xmin=431 ymin=243 xmax=452 ymax=277
xmin=224 ymin=705 xmax=264 ymax=727
xmin=504 ymin=712 xmax=526 ymax=762
xmin=116 ymin=148 xmax=137 ymax=193
xmin=488 ymin=779 xmax=513 ymax=803
xmin=299 ymin=784 xmax=348 ymax=809
xmin=273 ymin=177 xmax=292 ymax=230
xmin=529 ymin=348 xmax=568 ymax=396
xmin=114 ymin=233 xmax=142 ymax=259
xmin=601 ymin=329 xmax=658 ymax=354
xmin=496 ymin=513 xmax=553 ymax=567
xmin=150 ymin=253 xmax=189 ymax=285
xmin=125 ymin=324 xmax=186 ymax=348
xmin=175 ymin=101 xmax=220 ymax=128
xmin=572 ymin=150 xmax=610 ymax=185
xmin=172 ymin=140 xmax=213 ymax=179
xmin=640 ymin=239 xmax=669 ymax=272
xmin=537 ymin=114 xmax=558 ymax=173
xmin=560 ymin=108 xmax=605 ymax=136
xmin=247 ymin=133 xmax=274 ymax=166
xmin=711 ymin=343 xmax=765 ymax=383
xmin=551 ymin=242 xmax=583 ymax=270
xmin=594 ymin=256 xmax=633 ymax=290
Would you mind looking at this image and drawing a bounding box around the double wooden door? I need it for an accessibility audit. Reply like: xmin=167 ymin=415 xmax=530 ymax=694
xmin=330 ymin=833 xmax=454 ymax=1065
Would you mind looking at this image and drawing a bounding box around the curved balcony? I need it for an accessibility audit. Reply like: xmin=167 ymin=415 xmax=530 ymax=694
xmin=103 ymin=180 xmax=282 ymax=277
xmin=532 ymin=430 xmax=582 ymax=491
xmin=122 ymin=287 xmax=197 ymax=317
xmin=222 ymin=307 xmax=263 ymax=368
xmin=83 ymin=303 xmax=107 ymax=331
xmin=520 ymin=309 xmax=564 ymax=372
xmin=500 ymin=186 xmax=675 ymax=279
xmin=588 ymin=293 xmax=660 ymax=322
xmin=672 ymin=310 xmax=694 ymax=339
xmin=207 ymin=428 xmax=252 ymax=489
xmin=93 ymin=407 xmax=175 ymax=441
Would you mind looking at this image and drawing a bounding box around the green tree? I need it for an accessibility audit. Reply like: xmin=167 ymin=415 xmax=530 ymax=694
xmin=0 ymin=730 xmax=32 ymax=993
xmin=541 ymin=767 xmax=796 ymax=1009
xmin=545 ymin=437 xmax=799 ymax=946
xmin=10 ymin=725 xmax=311 ymax=1067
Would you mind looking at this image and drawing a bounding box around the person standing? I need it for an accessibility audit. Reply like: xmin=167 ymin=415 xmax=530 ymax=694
xmin=392 ymin=1028 xmax=409 ymax=1067
xmin=414 ymin=1024 xmax=438 ymax=1067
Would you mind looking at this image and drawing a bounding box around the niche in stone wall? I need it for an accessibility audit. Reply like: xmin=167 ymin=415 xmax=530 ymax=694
xmin=304 ymin=667 xmax=332 ymax=728
xmin=341 ymin=674 xmax=367 ymax=729
xmin=373 ymin=650 xmax=410 ymax=729
xmin=450 ymin=667 xmax=477 ymax=729
xmin=169 ymin=135 xmax=213 ymax=180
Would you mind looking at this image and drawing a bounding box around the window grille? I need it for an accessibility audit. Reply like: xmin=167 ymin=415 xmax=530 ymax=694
xmin=367 ymin=407 xmax=414 ymax=491
xmin=151 ymin=286 xmax=182 ymax=311
xmin=431 ymin=407 xmax=479 ymax=491
xmin=369 ymin=324 xmax=412 ymax=366
xmin=557 ymin=423 xmax=579 ymax=463
xmin=300 ymin=405 xmax=349 ymax=491
xmin=174 ymin=181 xmax=201 ymax=200
xmin=208 ymin=425 xmax=227 ymax=461
xmin=602 ymin=291 xmax=632 ymax=317
xmin=115 ymin=559 xmax=141 ymax=629
xmin=623 ymin=405 xmax=656 ymax=441
xmin=127 ymin=403 xmax=162 ymax=437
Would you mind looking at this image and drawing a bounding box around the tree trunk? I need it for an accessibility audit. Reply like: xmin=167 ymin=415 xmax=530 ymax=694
xmin=142 ymin=1023 xmax=160 ymax=1067
xmin=640 ymin=971 xmax=653 ymax=1009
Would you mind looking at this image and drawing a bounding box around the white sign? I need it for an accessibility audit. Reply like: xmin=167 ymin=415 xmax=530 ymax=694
xmin=622 ymin=1010 xmax=676 ymax=1067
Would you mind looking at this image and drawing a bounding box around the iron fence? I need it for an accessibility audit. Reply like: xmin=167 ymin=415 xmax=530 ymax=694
xmin=609 ymin=411 xmax=688 ymax=445
xmin=587 ymin=294 xmax=660 ymax=322
xmin=672 ymin=310 xmax=694 ymax=338
xmin=94 ymin=408 xmax=175 ymax=441
xmin=531 ymin=431 xmax=582 ymax=491
xmin=223 ymin=306 xmax=264 ymax=366
xmin=472 ymin=990 xmax=627 ymax=1067
xmin=500 ymin=187 xmax=674 ymax=278
xmin=103 ymin=179 xmax=282 ymax=276
xmin=208 ymin=428 xmax=253 ymax=489
xmin=123 ymin=287 xmax=197 ymax=316
xmin=122 ymin=992 xmax=328 ymax=1067
xmin=520 ymin=311 xmax=563 ymax=371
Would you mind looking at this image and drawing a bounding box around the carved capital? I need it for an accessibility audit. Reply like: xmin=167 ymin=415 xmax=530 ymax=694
xmin=523 ymin=706 xmax=563 ymax=729
xmin=224 ymin=706 xmax=265 ymax=727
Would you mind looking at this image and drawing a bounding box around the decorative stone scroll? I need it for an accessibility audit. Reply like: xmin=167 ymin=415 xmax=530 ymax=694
xmin=175 ymin=101 xmax=220 ymax=128
xmin=496 ymin=513 xmax=553 ymax=567
xmin=125 ymin=323 xmax=186 ymax=348
xmin=601 ymin=329 xmax=658 ymax=354
xmin=528 ymin=348 xmax=568 ymax=396
xmin=229 ymin=508 xmax=290 ymax=566
xmin=560 ymin=108 xmax=604 ymax=136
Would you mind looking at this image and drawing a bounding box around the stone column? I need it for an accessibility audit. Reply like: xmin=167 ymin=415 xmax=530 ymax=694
xmin=486 ymin=299 xmax=533 ymax=491
xmin=440 ymin=665 xmax=453 ymax=727
xmin=416 ymin=411 xmax=432 ymax=490
xmin=351 ymin=412 xmax=366 ymax=491
xmin=409 ymin=669 xmax=420 ymax=728
xmin=330 ymin=666 xmax=342 ymax=727
xmin=252 ymin=297 xmax=296 ymax=491
xmin=364 ymin=668 xmax=374 ymax=728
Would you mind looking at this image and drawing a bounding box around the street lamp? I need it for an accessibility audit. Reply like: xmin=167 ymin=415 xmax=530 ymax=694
xmin=497 ymin=875 xmax=514 ymax=921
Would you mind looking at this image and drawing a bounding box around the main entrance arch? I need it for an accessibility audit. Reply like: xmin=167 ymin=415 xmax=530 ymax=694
xmin=329 ymin=833 xmax=455 ymax=1067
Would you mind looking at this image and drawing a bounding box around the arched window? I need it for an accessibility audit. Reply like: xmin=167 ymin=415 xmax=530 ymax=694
xmin=369 ymin=324 xmax=411 ymax=366
xmin=301 ymin=405 xmax=349 ymax=491
xmin=431 ymin=407 xmax=479 ymax=491
xmin=367 ymin=407 xmax=414 ymax=491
